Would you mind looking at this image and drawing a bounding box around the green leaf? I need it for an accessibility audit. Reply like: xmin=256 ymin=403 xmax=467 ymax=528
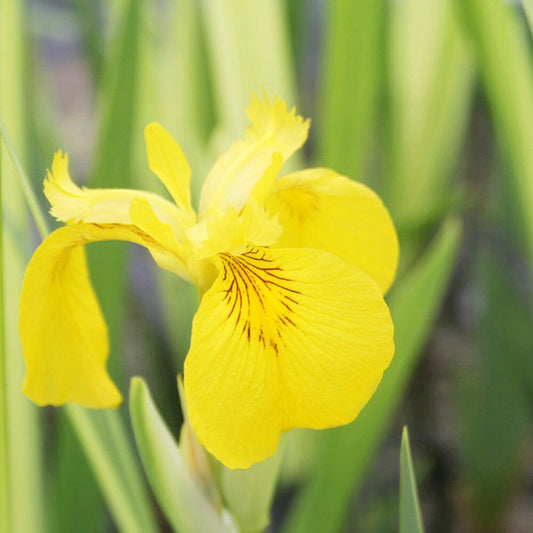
xmin=0 ymin=97 xmax=7 ymax=533
xmin=318 ymin=0 xmax=386 ymax=182
xmin=0 ymin=1 xmax=45 ymax=531
xmin=50 ymin=416 xmax=104 ymax=533
xmin=524 ymin=0 xmax=533 ymax=34
xmin=65 ymin=407 xmax=158 ymax=533
xmin=400 ymin=427 xmax=425 ymax=533
xmin=454 ymin=0 xmax=533 ymax=271
xmin=200 ymin=0 xmax=297 ymax=136
xmin=88 ymin=0 xmax=142 ymax=383
xmin=386 ymin=0 xmax=473 ymax=237
xmin=283 ymin=217 xmax=462 ymax=533
xmin=129 ymin=377 xmax=235 ymax=533
xmin=134 ymin=0 xmax=207 ymax=371
xmin=217 ymin=448 xmax=282 ymax=533
xmin=456 ymin=246 xmax=532 ymax=526
xmin=73 ymin=0 xmax=104 ymax=83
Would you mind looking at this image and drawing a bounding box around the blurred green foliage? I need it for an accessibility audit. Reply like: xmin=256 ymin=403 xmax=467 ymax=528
xmin=1 ymin=0 xmax=531 ymax=532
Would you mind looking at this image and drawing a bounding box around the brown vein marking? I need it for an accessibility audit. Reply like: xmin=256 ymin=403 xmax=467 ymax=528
xmin=219 ymin=248 xmax=301 ymax=355
xmin=90 ymin=223 xmax=166 ymax=251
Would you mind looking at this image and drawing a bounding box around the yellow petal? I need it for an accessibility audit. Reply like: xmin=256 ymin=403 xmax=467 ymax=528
xmin=184 ymin=246 xmax=394 ymax=469
xmin=186 ymin=154 xmax=284 ymax=261
xmin=144 ymin=123 xmax=194 ymax=214
xmin=199 ymin=96 xmax=310 ymax=215
xmin=129 ymin=197 xmax=192 ymax=280
xmin=186 ymin=203 xmax=282 ymax=263
xmin=20 ymin=223 xmax=181 ymax=408
xmin=44 ymin=150 xmax=192 ymax=241
xmin=265 ymin=169 xmax=399 ymax=293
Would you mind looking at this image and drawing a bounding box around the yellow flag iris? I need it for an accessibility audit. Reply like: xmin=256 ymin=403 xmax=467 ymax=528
xmin=19 ymin=96 xmax=399 ymax=469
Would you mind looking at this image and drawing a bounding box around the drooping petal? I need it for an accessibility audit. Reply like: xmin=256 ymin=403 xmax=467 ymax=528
xmin=199 ymin=96 xmax=310 ymax=215
xmin=265 ymin=169 xmax=399 ymax=293
xmin=184 ymin=246 xmax=394 ymax=469
xmin=144 ymin=123 xmax=194 ymax=215
xmin=44 ymin=151 xmax=193 ymax=241
xmin=20 ymin=223 xmax=182 ymax=408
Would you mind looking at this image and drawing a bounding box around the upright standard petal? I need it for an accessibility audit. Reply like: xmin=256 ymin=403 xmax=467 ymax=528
xmin=20 ymin=223 xmax=182 ymax=408
xmin=265 ymin=169 xmax=399 ymax=293
xmin=184 ymin=247 xmax=394 ymax=469
xmin=144 ymin=123 xmax=194 ymax=215
xmin=199 ymin=96 xmax=310 ymax=215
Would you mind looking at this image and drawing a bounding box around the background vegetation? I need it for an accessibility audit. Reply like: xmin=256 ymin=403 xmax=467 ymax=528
xmin=1 ymin=0 xmax=532 ymax=531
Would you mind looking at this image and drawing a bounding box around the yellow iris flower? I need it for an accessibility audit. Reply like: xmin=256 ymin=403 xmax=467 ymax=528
xmin=19 ymin=96 xmax=398 ymax=469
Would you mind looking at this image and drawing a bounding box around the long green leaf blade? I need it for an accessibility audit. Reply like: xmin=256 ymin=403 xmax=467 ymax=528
xmin=318 ymin=0 xmax=385 ymax=181
xmin=0 ymin=96 xmax=6 ymax=533
xmin=88 ymin=0 xmax=141 ymax=383
xmin=0 ymin=1 xmax=44 ymax=531
xmin=130 ymin=377 xmax=234 ymax=533
xmin=400 ymin=427 xmax=425 ymax=533
xmin=66 ymin=406 xmax=157 ymax=533
xmin=386 ymin=0 xmax=473 ymax=238
xmin=201 ymin=0 xmax=296 ymax=135
xmin=134 ymin=0 xmax=207 ymax=373
xmin=283 ymin=217 xmax=461 ymax=533
xmin=454 ymin=0 xmax=533 ymax=271
xmin=51 ymin=416 xmax=104 ymax=533
xmin=456 ymin=246 xmax=531 ymax=526
xmin=524 ymin=0 xmax=533 ymax=33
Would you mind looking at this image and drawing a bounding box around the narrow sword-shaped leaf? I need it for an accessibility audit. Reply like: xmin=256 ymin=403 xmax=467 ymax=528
xmin=386 ymin=0 xmax=473 ymax=240
xmin=318 ymin=0 xmax=386 ymax=182
xmin=524 ymin=0 xmax=533 ymax=33
xmin=0 ymin=1 xmax=44 ymax=530
xmin=88 ymin=0 xmax=141 ymax=383
xmin=454 ymin=0 xmax=533 ymax=271
xmin=135 ymin=0 xmax=206 ymax=371
xmin=130 ymin=377 xmax=236 ymax=533
xmin=200 ymin=0 xmax=297 ymax=135
xmin=400 ymin=427 xmax=425 ymax=533
xmin=456 ymin=246 xmax=531 ymax=527
xmin=0 ymin=104 xmax=7 ymax=533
